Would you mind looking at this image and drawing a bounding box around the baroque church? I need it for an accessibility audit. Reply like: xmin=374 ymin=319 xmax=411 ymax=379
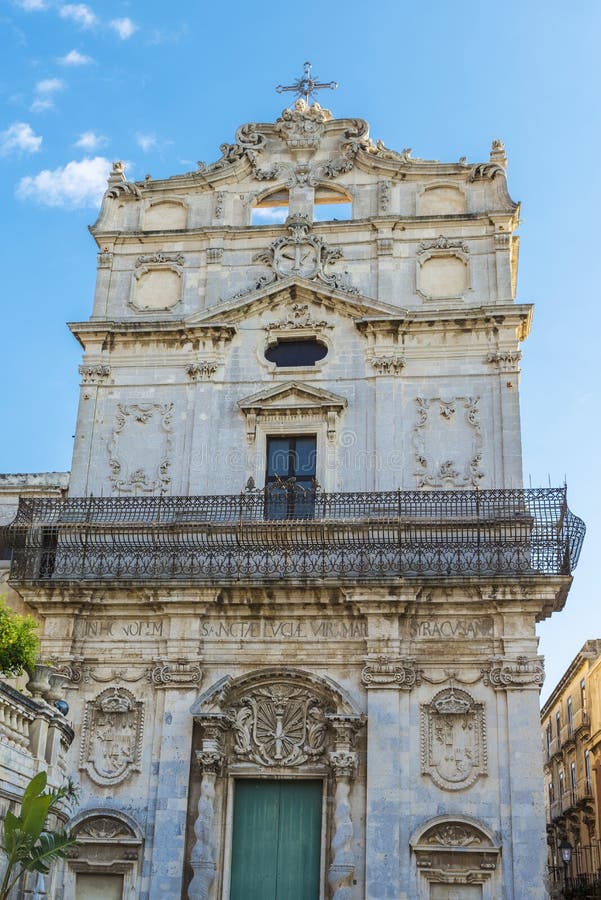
xmin=1 ymin=71 xmax=585 ymax=900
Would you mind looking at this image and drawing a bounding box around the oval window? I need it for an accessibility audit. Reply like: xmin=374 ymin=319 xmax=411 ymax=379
xmin=265 ymin=339 xmax=328 ymax=368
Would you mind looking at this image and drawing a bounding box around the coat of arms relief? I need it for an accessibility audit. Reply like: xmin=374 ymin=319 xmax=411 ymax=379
xmin=231 ymin=682 xmax=333 ymax=767
xmin=79 ymin=687 xmax=144 ymax=786
xmin=420 ymin=687 xmax=487 ymax=791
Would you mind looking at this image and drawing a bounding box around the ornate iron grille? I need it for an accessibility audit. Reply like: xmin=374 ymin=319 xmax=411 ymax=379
xmin=2 ymin=487 xmax=584 ymax=584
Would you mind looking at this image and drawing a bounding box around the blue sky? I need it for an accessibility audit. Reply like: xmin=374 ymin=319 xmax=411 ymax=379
xmin=1 ymin=0 xmax=599 ymax=698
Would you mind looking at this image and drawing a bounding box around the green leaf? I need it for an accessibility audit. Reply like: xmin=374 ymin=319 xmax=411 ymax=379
xmin=20 ymin=795 xmax=52 ymax=842
xmin=23 ymin=830 xmax=75 ymax=874
xmin=22 ymin=771 xmax=47 ymax=806
xmin=3 ymin=809 xmax=19 ymax=839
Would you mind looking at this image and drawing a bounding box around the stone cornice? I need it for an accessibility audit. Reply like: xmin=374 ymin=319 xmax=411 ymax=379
xmin=90 ymin=211 xmax=518 ymax=243
xmin=355 ymin=303 xmax=533 ymax=341
xmin=11 ymin=574 xmax=573 ymax=618
xmin=68 ymin=320 xmax=236 ymax=351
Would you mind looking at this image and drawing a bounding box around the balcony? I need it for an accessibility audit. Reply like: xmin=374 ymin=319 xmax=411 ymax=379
xmin=561 ymin=723 xmax=576 ymax=749
xmin=573 ymin=706 xmax=591 ymax=736
xmin=2 ymin=487 xmax=584 ymax=586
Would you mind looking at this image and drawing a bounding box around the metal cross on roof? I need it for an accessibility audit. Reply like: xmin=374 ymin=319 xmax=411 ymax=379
xmin=276 ymin=61 xmax=338 ymax=104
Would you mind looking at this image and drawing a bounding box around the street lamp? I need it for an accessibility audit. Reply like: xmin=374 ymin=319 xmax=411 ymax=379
xmin=560 ymin=838 xmax=573 ymax=894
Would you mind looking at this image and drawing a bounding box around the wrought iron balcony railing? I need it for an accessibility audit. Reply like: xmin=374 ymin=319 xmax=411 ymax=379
xmin=2 ymin=487 xmax=584 ymax=585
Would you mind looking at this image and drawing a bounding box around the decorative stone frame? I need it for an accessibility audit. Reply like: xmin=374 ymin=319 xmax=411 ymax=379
xmin=130 ymin=252 xmax=185 ymax=312
xmin=416 ymin=182 xmax=467 ymax=216
xmin=79 ymin=687 xmax=144 ymax=786
xmin=238 ymin=382 xmax=347 ymax=492
xmin=259 ymin=300 xmax=334 ymax=375
xmin=188 ymin=668 xmax=364 ymax=900
xmin=416 ymin=241 xmax=470 ymax=302
xmin=143 ymin=196 xmax=189 ymax=231
xmin=410 ymin=816 xmax=501 ymax=900
xmin=420 ymin=687 xmax=487 ymax=791
xmin=64 ymin=808 xmax=144 ymax=899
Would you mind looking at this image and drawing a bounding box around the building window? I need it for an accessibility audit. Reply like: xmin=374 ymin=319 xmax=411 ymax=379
xmin=556 ymin=711 xmax=561 ymax=743
xmin=251 ymin=189 xmax=289 ymax=225
xmin=546 ymin=722 xmax=552 ymax=758
xmin=313 ymin=185 xmax=352 ymax=222
xmin=567 ymin=696 xmax=573 ymax=733
xmin=580 ymin=678 xmax=587 ymax=710
xmin=570 ymin=761 xmax=577 ymax=792
xmin=265 ymin=338 xmax=327 ymax=368
xmin=585 ymin=750 xmax=592 ymax=788
xmin=548 ymin=781 xmax=554 ymax=809
xmin=559 ymin=770 xmax=565 ymax=807
xmin=265 ymin=435 xmax=317 ymax=519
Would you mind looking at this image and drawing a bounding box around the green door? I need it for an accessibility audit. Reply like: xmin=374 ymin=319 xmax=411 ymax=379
xmin=229 ymin=779 xmax=322 ymax=900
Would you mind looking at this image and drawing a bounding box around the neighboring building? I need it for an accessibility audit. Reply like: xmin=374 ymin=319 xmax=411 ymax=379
xmin=1 ymin=86 xmax=585 ymax=900
xmin=542 ymin=640 xmax=601 ymax=895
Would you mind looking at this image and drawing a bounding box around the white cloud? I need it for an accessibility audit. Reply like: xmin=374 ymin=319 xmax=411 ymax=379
xmin=14 ymin=0 xmax=48 ymax=10
xmin=136 ymin=133 xmax=157 ymax=153
xmin=59 ymin=49 xmax=92 ymax=65
xmin=59 ymin=3 xmax=97 ymax=28
xmin=30 ymin=97 xmax=54 ymax=112
xmin=74 ymin=130 xmax=106 ymax=150
xmin=109 ymin=17 xmax=137 ymax=39
xmin=17 ymin=155 xmax=111 ymax=208
xmin=251 ymin=206 xmax=288 ymax=224
xmin=35 ymin=78 xmax=65 ymax=94
xmin=0 ymin=122 xmax=42 ymax=156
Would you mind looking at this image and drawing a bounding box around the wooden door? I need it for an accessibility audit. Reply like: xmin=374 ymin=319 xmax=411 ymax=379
xmin=229 ymin=779 xmax=322 ymax=900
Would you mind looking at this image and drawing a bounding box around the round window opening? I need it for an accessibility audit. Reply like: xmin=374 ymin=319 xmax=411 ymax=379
xmin=265 ymin=339 xmax=328 ymax=368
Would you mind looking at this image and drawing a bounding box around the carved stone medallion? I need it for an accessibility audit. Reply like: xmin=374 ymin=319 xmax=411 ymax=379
xmin=231 ymin=682 xmax=333 ymax=767
xmin=420 ymin=688 xmax=486 ymax=791
xmin=79 ymin=688 xmax=144 ymax=786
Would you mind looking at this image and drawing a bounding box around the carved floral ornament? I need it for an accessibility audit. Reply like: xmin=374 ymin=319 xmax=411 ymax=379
xmin=79 ymin=688 xmax=144 ymax=787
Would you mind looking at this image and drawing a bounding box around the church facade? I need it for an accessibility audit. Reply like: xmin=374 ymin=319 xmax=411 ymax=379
xmin=3 ymin=94 xmax=585 ymax=899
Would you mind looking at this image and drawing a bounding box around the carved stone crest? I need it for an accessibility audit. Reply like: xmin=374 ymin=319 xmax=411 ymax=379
xmin=420 ymin=687 xmax=487 ymax=791
xmin=235 ymin=215 xmax=357 ymax=298
xmin=79 ymin=688 xmax=144 ymax=786
xmin=231 ymin=682 xmax=332 ymax=767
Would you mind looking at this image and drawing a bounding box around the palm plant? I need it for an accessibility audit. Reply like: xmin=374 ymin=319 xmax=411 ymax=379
xmin=0 ymin=771 xmax=77 ymax=899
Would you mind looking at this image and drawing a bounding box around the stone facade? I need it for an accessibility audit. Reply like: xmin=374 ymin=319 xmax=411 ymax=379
xmin=541 ymin=640 xmax=601 ymax=895
xmin=1 ymin=99 xmax=585 ymax=899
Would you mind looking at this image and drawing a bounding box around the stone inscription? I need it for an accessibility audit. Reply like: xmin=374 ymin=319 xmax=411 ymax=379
xmin=200 ymin=619 xmax=367 ymax=641
xmin=409 ymin=617 xmax=493 ymax=640
xmin=75 ymin=619 xmax=164 ymax=639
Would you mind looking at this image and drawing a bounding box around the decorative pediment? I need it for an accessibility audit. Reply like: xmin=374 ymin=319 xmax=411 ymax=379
xmin=238 ymin=381 xmax=347 ymax=442
xmin=410 ymin=816 xmax=501 ymax=885
xmin=187 ymin=278 xmax=403 ymax=328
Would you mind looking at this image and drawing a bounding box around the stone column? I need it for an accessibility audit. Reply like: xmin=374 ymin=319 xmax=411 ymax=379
xmin=486 ymin=655 xmax=547 ymax=900
xmin=362 ymin=656 xmax=420 ymax=900
xmin=188 ymin=719 xmax=226 ymax=900
xmin=327 ymin=717 xmax=360 ymax=900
